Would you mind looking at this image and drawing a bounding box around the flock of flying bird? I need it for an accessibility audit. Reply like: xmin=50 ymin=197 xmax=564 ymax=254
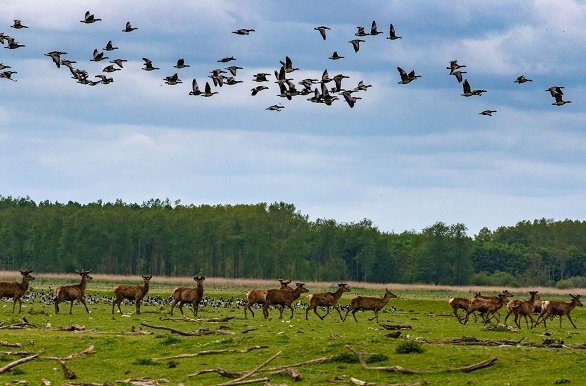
xmin=0 ymin=12 xmax=573 ymax=114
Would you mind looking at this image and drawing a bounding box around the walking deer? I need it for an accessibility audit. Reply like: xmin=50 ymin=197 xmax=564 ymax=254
xmin=0 ymin=270 xmax=35 ymax=313
xmin=112 ymin=275 xmax=152 ymax=315
xmin=244 ymin=279 xmax=291 ymax=318
xmin=54 ymin=270 xmax=92 ymax=314
xmin=306 ymin=283 xmax=350 ymax=320
xmin=504 ymin=291 xmax=540 ymax=329
xmin=533 ymin=294 xmax=583 ymax=329
xmin=262 ymin=282 xmax=308 ymax=319
xmin=343 ymin=288 xmax=397 ymax=322
xmin=463 ymin=291 xmax=511 ymax=324
xmin=170 ymin=276 xmax=205 ymax=317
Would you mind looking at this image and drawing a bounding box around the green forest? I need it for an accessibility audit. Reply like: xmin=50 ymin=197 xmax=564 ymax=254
xmin=0 ymin=196 xmax=584 ymax=288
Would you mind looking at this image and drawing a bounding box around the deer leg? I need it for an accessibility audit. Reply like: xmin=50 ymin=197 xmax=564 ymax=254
xmin=313 ymin=307 xmax=325 ymax=320
xmin=567 ymin=314 xmax=577 ymax=329
xmin=69 ymin=300 xmax=74 ymax=314
xmin=368 ymin=310 xmax=378 ymax=322
xmin=136 ymin=300 xmax=141 ymax=315
xmin=352 ymin=309 xmax=359 ymax=322
xmin=288 ymin=305 xmax=295 ymax=320
xmin=193 ymin=302 xmax=198 ymax=317
xmin=262 ymin=304 xmax=269 ymax=319
xmin=54 ymin=299 xmax=60 ymax=314
xmin=342 ymin=307 xmax=352 ymax=322
xmin=335 ymin=306 xmax=344 ymax=321
xmin=504 ymin=310 xmax=512 ymax=325
xmin=170 ymin=300 xmax=177 ymax=316
xmin=81 ymin=299 xmax=90 ymax=313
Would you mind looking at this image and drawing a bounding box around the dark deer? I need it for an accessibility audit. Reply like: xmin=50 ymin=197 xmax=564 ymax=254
xmin=343 ymin=288 xmax=397 ymax=322
xmin=534 ymin=294 xmax=583 ymax=329
xmin=0 ymin=270 xmax=35 ymax=313
xmin=263 ymin=282 xmax=309 ymax=319
xmin=244 ymin=279 xmax=291 ymax=318
xmin=112 ymin=275 xmax=152 ymax=315
xmin=448 ymin=292 xmax=482 ymax=322
xmin=54 ymin=270 xmax=92 ymax=314
xmin=170 ymin=276 xmax=205 ymax=317
xmin=306 ymin=283 xmax=350 ymax=320
xmin=504 ymin=291 xmax=541 ymax=329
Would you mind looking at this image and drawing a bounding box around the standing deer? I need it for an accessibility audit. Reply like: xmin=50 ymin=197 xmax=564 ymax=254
xmin=306 ymin=283 xmax=350 ymax=320
xmin=533 ymin=294 xmax=583 ymax=329
xmin=0 ymin=270 xmax=35 ymax=313
xmin=112 ymin=275 xmax=152 ymax=315
xmin=170 ymin=276 xmax=205 ymax=317
xmin=504 ymin=291 xmax=541 ymax=329
xmin=463 ymin=291 xmax=511 ymax=325
xmin=343 ymin=288 xmax=397 ymax=322
xmin=244 ymin=279 xmax=291 ymax=318
xmin=262 ymin=282 xmax=309 ymax=319
xmin=448 ymin=292 xmax=482 ymax=322
xmin=54 ymin=270 xmax=92 ymax=314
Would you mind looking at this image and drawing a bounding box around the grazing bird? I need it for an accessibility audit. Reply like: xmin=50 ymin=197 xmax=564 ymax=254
xmin=461 ymin=79 xmax=486 ymax=96
xmin=164 ymin=73 xmax=182 ymax=85
xmin=218 ymin=56 xmax=236 ymax=63
xmin=122 ymin=21 xmax=137 ymax=32
xmin=201 ymin=82 xmax=217 ymax=97
xmin=226 ymin=65 xmax=243 ymax=76
xmin=80 ymin=11 xmax=101 ymax=24
xmin=45 ymin=51 xmax=67 ymax=68
xmin=552 ymin=93 xmax=571 ymax=106
xmin=355 ymin=26 xmax=367 ymax=36
xmin=447 ymin=60 xmax=466 ymax=74
xmin=266 ymin=104 xmax=285 ymax=111
xmin=314 ymin=25 xmax=330 ymax=40
xmin=369 ymin=20 xmax=382 ymax=35
xmin=189 ymin=79 xmax=202 ymax=95
xmin=11 ymin=20 xmax=28 ymax=29
xmin=480 ymin=110 xmax=497 ymax=116
xmin=232 ymin=28 xmax=255 ymax=35
xmin=329 ymin=51 xmax=344 ymax=60
xmin=142 ymin=58 xmax=159 ymax=71
xmin=174 ymin=58 xmax=190 ymax=69
xmin=349 ymin=39 xmax=365 ymax=52
xmin=90 ymin=49 xmax=108 ymax=62
xmin=451 ymin=70 xmax=467 ymax=83
xmin=342 ymin=91 xmax=362 ymax=108
xmin=386 ymin=24 xmax=402 ymax=40
xmin=397 ymin=66 xmax=421 ymax=84
xmin=515 ymin=74 xmax=533 ymax=84
xmin=104 ymin=40 xmax=118 ymax=51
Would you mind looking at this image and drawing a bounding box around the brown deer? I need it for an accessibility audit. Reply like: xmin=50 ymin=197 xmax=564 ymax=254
xmin=54 ymin=270 xmax=93 ymax=314
xmin=448 ymin=292 xmax=482 ymax=322
xmin=0 ymin=270 xmax=35 ymax=313
xmin=244 ymin=279 xmax=291 ymax=318
xmin=504 ymin=291 xmax=540 ymax=329
xmin=533 ymin=294 xmax=583 ymax=329
xmin=463 ymin=291 xmax=511 ymax=324
xmin=343 ymin=288 xmax=397 ymax=322
xmin=262 ymin=282 xmax=309 ymax=319
xmin=170 ymin=276 xmax=205 ymax=317
xmin=306 ymin=283 xmax=350 ymax=320
xmin=112 ymin=275 xmax=152 ymax=315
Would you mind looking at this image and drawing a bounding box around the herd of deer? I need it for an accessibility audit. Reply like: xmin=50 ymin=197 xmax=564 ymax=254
xmin=0 ymin=270 xmax=583 ymax=328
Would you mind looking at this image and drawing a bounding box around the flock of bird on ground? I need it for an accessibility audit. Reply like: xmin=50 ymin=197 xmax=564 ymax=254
xmin=0 ymin=12 xmax=573 ymax=114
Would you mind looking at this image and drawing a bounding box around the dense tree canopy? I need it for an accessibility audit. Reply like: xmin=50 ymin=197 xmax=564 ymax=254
xmin=0 ymin=196 xmax=584 ymax=287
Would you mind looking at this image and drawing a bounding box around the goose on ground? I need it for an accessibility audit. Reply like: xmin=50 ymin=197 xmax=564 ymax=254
xmin=369 ymin=20 xmax=382 ymax=35
xmin=104 ymin=40 xmax=118 ymax=51
xmin=397 ymin=67 xmax=421 ymax=84
xmin=355 ymin=26 xmax=367 ymax=37
xmin=45 ymin=51 xmax=67 ymax=68
xmin=342 ymin=91 xmax=362 ymax=108
xmin=226 ymin=65 xmax=243 ymax=76
xmin=189 ymin=79 xmax=201 ymax=95
xmin=461 ymin=79 xmax=486 ymax=96
xmin=218 ymin=56 xmax=236 ymax=63
xmin=142 ymin=58 xmax=159 ymax=71
xmin=552 ymin=93 xmax=571 ymax=106
xmin=251 ymin=85 xmax=269 ymax=96
xmin=11 ymin=20 xmax=28 ymax=29
xmin=329 ymin=51 xmax=344 ymax=60
xmin=122 ymin=21 xmax=137 ymax=32
xmin=90 ymin=49 xmax=108 ymax=62
xmin=515 ymin=75 xmax=533 ymax=84
xmin=174 ymin=58 xmax=190 ymax=69
xmin=164 ymin=73 xmax=182 ymax=85
xmin=386 ymin=24 xmax=401 ymax=40
xmin=232 ymin=28 xmax=255 ymax=35
xmin=349 ymin=39 xmax=365 ymax=52
xmin=80 ymin=11 xmax=101 ymax=24
xmin=314 ymin=26 xmax=330 ymax=40
xmin=201 ymin=82 xmax=217 ymax=97
xmin=479 ymin=110 xmax=497 ymax=116
xmin=447 ymin=60 xmax=466 ymax=74
xmin=451 ymin=70 xmax=467 ymax=83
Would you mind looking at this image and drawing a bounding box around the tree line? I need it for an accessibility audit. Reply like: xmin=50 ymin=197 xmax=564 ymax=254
xmin=0 ymin=196 xmax=584 ymax=287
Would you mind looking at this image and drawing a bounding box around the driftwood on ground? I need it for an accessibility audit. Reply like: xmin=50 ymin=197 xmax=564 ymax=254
xmin=140 ymin=322 xmax=235 ymax=336
xmin=0 ymin=354 xmax=39 ymax=374
xmin=153 ymin=345 xmax=268 ymax=360
xmin=0 ymin=340 xmax=21 ymax=347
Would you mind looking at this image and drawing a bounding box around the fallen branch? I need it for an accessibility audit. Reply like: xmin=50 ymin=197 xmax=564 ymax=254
xmin=140 ymin=322 xmax=235 ymax=336
xmin=0 ymin=354 xmax=39 ymax=374
xmin=218 ymin=378 xmax=269 ymax=386
xmin=217 ymin=351 xmax=282 ymax=386
xmin=153 ymin=345 xmax=268 ymax=361
xmin=271 ymin=367 xmax=301 ymax=381
xmin=1 ymin=351 xmax=36 ymax=356
xmin=379 ymin=324 xmax=412 ymax=330
xmin=42 ymin=345 xmax=95 ymax=361
xmin=0 ymin=340 xmax=21 ymax=347
xmin=159 ymin=316 xmax=235 ymax=323
xmin=447 ymin=357 xmax=498 ymax=373
xmin=188 ymin=368 xmax=243 ymax=379
xmin=265 ymin=356 xmax=331 ymax=372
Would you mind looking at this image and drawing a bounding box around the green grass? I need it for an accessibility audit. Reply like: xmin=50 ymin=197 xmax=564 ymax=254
xmin=1 ymin=283 xmax=585 ymax=385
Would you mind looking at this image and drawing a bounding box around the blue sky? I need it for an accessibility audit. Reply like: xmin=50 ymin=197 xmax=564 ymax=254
xmin=1 ymin=0 xmax=584 ymax=235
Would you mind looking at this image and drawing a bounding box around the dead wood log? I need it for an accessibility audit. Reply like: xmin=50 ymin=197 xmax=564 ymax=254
xmin=217 ymin=351 xmax=282 ymax=386
xmin=0 ymin=340 xmax=21 ymax=347
xmin=140 ymin=322 xmax=235 ymax=336
xmin=60 ymin=360 xmax=77 ymax=379
xmin=153 ymin=345 xmax=268 ymax=361
xmin=188 ymin=368 xmax=244 ymax=379
xmin=1 ymin=351 xmax=36 ymax=356
xmin=265 ymin=356 xmax=331 ymax=372
xmin=42 ymin=345 xmax=95 ymax=361
xmin=379 ymin=324 xmax=412 ymax=330
xmin=272 ymin=366 xmax=301 ymax=381
xmin=159 ymin=316 xmax=235 ymax=323
xmin=0 ymin=354 xmax=39 ymax=374
xmin=218 ymin=378 xmax=269 ymax=386
xmin=447 ymin=357 xmax=498 ymax=373
xmin=116 ymin=376 xmax=170 ymax=385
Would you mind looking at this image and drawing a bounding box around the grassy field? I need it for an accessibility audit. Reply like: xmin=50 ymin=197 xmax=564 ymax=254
xmin=0 ymin=274 xmax=585 ymax=385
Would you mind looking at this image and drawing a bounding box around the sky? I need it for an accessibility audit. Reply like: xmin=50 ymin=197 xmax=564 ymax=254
xmin=1 ymin=0 xmax=584 ymax=236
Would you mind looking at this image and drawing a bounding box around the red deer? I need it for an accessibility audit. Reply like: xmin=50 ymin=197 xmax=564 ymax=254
xmin=0 ymin=270 xmax=35 ymax=313
xmin=306 ymin=283 xmax=350 ymax=320
xmin=244 ymin=279 xmax=291 ymax=318
xmin=504 ymin=291 xmax=540 ymax=329
xmin=343 ymin=288 xmax=397 ymax=322
xmin=54 ymin=270 xmax=93 ymax=314
xmin=463 ymin=291 xmax=511 ymax=324
xmin=534 ymin=294 xmax=583 ymax=329
xmin=448 ymin=292 xmax=482 ymax=322
xmin=112 ymin=275 xmax=152 ymax=315
xmin=170 ymin=276 xmax=205 ymax=317
xmin=263 ymin=282 xmax=309 ymax=319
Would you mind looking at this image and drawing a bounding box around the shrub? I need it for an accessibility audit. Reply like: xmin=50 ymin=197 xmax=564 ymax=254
xmin=331 ymin=352 xmax=359 ymax=363
xmin=395 ymin=340 xmax=424 ymax=354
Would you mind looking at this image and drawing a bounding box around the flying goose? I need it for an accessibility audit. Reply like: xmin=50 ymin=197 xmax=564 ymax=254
xmin=0 ymin=33 xmax=8 ymax=45
xmin=122 ymin=21 xmax=137 ymax=32
xmin=5 ymin=37 xmax=25 ymax=49
xmin=386 ymin=24 xmax=402 ymax=40
xmin=514 ymin=75 xmax=533 ymax=84
xmin=217 ymin=56 xmax=236 ymax=63
xmin=109 ymin=58 xmax=127 ymax=68
xmin=251 ymin=85 xmax=269 ymax=96
xmin=189 ymin=79 xmax=201 ymax=95
xmin=174 ymin=58 xmax=190 ymax=69
xmin=451 ymin=70 xmax=467 ymax=83
xmin=397 ymin=67 xmax=421 ymax=84
xmin=226 ymin=65 xmax=243 ymax=76
xmin=253 ymin=72 xmax=270 ymax=82
xmin=80 ymin=11 xmax=101 ymax=24
xmin=349 ymin=39 xmax=365 ymax=52
xmin=479 ymin=110 xmax=497 ymax=116
xmin=104 ymin=40 xmax=118 ymax=51
xmin=447 ymin=60 xmax=466 ymax=74
xmin=280 ymin=56 xmax=299 ymax=73
xmin=369 ymin=20 xmax=382 ymax=35
xmin=225 ymin=76 xmax=243 ymax=85
xmin=0 ymin=63 xmax=11 ymax=70
xmin=354 ymin=80 xmax=372 ymax=91
xmin=461 ymin=79 xmax=486 ymax=96
xmin=329 ymin=51 xmax=344 ymax=60
xmin=232 ymin=28 xmax=255 ymax=35
xmin=95 ymin=75 xmax=114 ymax=84
xmin=314 ymin=26 xmax=330 ymax=40
xmin=332 ymin=74 xmax=349 ymax=92
xmin=552 ymin=93 xmax=571 ymax=106
xmin=201 ymin=82 xmax=217 ymax=97
xmin=45 ymin=51 xmax=67 ymax=68
xmin=11 ymin=20 xmax=28 ymax=29
xmin=355 ymin=26 xmax=367 ymax=37
xmin=102 ymin=64 xmax=121 ymax=73
xmin=266 ymin=104 xmax=285 ymax=111
xmin=90 ymin=49 xmax=108 ymax=62
xmin=342 ymin=91 xmax=362 ymax=108
xmin=59 ymin=59 xmax=76 ymax=69
xmin=142 ymin=58 xmax=159 ymax=71
xmin=0 ymin=70 xmax=17 ymax=81
xmin=545 ymin=86 xmax=564 ymax=97
xmin=164 ymin=73 xmax=182 ymax=85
